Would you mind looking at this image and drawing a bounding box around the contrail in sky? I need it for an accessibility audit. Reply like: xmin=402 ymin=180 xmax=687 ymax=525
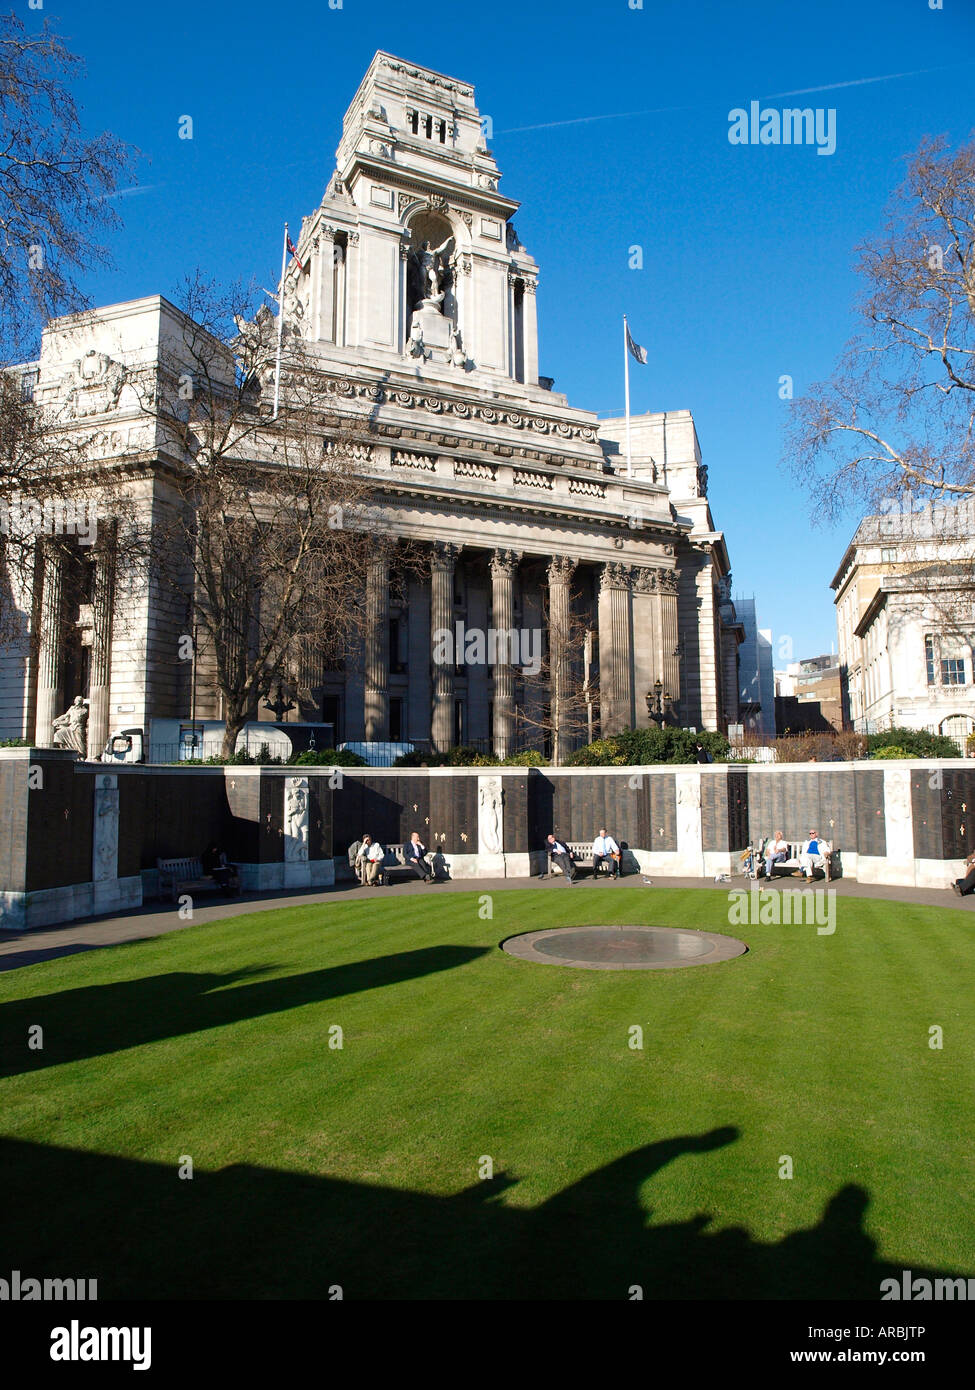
xmin=101 ymin=185 xmax=159 ymax=201
xmin=497 ymin=61 xmax=974 ymax=136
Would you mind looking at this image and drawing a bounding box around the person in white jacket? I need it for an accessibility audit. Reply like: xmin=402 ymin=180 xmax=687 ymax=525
xmin=592 ymin=829 xmax=621 ymax=879
xmin=365 ymin=838 xmax=387 ymax=886
xmin=799 ymin=831 xmax=831 ymax=881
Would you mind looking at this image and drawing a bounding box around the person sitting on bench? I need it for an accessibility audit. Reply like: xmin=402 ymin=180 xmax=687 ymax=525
xmin=364 ymin=837 xmax=386 ymax=886
xmin=592 ymin=829 xmax=621 ymax=879
xmin=800 ymin=831 xmax=831 ymax=880
xmin=546 ymin=834 xmax=576 ymax=883
xmin=764 ymin=830 xmax=790 ymax=881
xmin=201 ymin=843 xmax=239 ymax=894
xmin=405 ymin=831 xmax=434 ymax=882
xmin=953 ymin=850 xmax=975 ymax=897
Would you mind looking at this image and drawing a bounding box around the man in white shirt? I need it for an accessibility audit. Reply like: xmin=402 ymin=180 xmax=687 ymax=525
xmin=799 ymin=831 xmax=831 ymax=881
xmin=592 ymin=829 xmax=621 ymax=879
xmin=364 ymin=837 xmax=387 ymax=886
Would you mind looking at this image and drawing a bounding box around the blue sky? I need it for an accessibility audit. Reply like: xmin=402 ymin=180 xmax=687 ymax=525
xmin=47 ymin=0 xmax=975 ymax=662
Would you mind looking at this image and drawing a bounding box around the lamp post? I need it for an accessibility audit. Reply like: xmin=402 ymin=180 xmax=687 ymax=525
xmin=646 ymin=679 xmax=675 ymax=727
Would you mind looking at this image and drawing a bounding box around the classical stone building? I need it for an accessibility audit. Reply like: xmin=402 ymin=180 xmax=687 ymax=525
xmin=832 ymin=499 xmax=975 ymax=742
xmin=1 ymin=52 xmax=740 ymax=760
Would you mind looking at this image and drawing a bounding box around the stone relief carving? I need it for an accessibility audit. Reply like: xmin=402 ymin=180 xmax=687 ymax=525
xmin=676 ymin=773 xmax=702 ymax=847
xmin=284 ymin=778 xmax=310 ymax=862
xmin=478 ymin=778 xmax=503 ymax=856
xmin=92 ymin=774 xmax=119 ymax=883
xmin=65 ymin=351 xmax=127 ymax=419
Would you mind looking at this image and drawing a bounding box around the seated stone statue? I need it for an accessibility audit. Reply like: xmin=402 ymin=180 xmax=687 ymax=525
xmin=51 ymin=696 xmax=88 ymax=754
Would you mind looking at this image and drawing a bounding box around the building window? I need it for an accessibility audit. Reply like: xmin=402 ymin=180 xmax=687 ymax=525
xmin=881 ymin=547 xmax=896 ymax=563
xmin=925 ymin=636 xmax=936 ymax=686
xmin=407 ymin=109 xmax=419 ymax=135
xmin=941 ymin=657 xmax=966 ymax=686
xmin=20 ymin=368 xmax=38 ymax=402
xmin=389 ymin=698 xmax=404 ymax=742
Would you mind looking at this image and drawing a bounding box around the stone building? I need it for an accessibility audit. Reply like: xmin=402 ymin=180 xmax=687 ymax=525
xmin=831 ymin=499 xmax=975 ymax=742
xmin=1 ymin=52 xmax=740 ymax=760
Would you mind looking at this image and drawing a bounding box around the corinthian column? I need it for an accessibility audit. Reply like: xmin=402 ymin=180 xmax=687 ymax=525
xmin=490 ymin=549 xmax=521 ymax=759
xmin=430 ymin=542 xmax=461 ymax=753
xmin=364 ymin=553 xmax=390 ymax=741
xmin=598 ymin=562 xmax=635 ymax=734
xmin=86 ymin=524 xmax=117 ymax=759
xmin=547 ymin=555 xmax=575 ymax=764
xmin=35 ymin=544 xmax=65 ymax=746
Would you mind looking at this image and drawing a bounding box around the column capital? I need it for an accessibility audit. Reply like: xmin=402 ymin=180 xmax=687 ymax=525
xmin=659 ymin=568 xmax=681 ymax=594
xmin=490 ymin=549 xmax=522 ymax=580
xmin=430 ymin=541 xmax=462 ymax=573
xmin=547 ymin=555 xmax=576 ymax=585
xmin=601 ymin=561 xmax=634 ymax=593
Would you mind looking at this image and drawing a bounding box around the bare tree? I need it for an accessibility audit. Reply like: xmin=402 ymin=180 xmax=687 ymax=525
xmin=787 ymin=135 xmax=975 ymax=520
xmin=516 ymin=587 xmax=599 ymax=765
xmin=0 ymin=10 xmax=134 ymax=361
xmin=149 ymin=278 xmax=393 ymax=757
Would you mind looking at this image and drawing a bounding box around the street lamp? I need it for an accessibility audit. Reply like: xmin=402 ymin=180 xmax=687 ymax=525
xmin=646 ymin=680 xmax=675 ymax=727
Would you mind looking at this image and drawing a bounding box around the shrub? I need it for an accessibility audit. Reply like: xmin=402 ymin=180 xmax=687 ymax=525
xmin=772 ymin=731 xmax=867 ymax=763
xmin=568 ymin=728 xmax=729 ymax=766
xmin=0 ymin=738 xmax=30 ymax=748
xmin=501 ymin=749 xmax=549 ymax=766
xmin=871 ymin=745 xmax=909 ymax=760
xmin=867 ymin=727 xmax=960 ymax=758
xmin=292 ymin=748 xmax=367 ymax=767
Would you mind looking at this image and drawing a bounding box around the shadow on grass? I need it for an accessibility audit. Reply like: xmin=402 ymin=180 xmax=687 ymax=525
xmin=0 ymin=946 xmax=488 ymax=1077
xmin=1 ymin=1128 xmax=967 ymax=1299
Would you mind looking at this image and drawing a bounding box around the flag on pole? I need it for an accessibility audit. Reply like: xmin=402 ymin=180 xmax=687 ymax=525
xmin=626 ymin=322 xmax=648 ymax=364
xmin=287 ymin=234 xmax=304 ymax=273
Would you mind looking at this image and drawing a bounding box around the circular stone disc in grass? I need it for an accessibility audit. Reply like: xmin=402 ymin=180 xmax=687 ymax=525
xmin=500 ymin=924 xmax=748 ymax=971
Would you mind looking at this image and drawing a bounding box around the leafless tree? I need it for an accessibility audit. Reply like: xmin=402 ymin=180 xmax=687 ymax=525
xmin=0 ymin=10 xmax=134 ymax=361
xmin=148 ymin=277 xmax=393 ymax=757
xmin=516 ymin=587 xmax=599 ymax=765
xmin=786 ymin=135 xmax=975 ymax=520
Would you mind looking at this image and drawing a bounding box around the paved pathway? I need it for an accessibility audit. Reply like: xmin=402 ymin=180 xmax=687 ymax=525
xmin=0 ymin=872 xmax=970 ymax=973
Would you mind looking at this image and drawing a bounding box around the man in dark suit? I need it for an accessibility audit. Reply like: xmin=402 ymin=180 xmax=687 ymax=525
xmin=406 ymin=831 xmax=434 ymax=882
xmin=546 ymin=834 xmax=576 ymax=883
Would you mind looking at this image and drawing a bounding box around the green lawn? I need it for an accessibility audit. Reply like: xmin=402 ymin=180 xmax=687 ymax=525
xmin=1 ymin=885 xmax=973 ymax=1299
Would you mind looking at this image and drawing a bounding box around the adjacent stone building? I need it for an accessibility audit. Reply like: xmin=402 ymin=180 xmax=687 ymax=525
xmin=831 ymin=499 xmax=975 ymax=742
xmin=1 ymin=52 xmax=741 ymax=760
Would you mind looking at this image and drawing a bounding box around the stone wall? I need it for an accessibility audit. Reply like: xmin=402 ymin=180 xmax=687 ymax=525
xmin=1 ymin=751 xmax=971 ymax=930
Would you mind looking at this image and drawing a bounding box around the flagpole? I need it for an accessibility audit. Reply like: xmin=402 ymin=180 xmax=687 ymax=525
xmin=623 ymin=313 xmax=633 ymax=479
xmin=272 ymin=222 xmax=289 ymax=420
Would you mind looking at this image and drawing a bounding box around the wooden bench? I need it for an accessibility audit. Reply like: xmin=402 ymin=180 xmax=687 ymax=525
xmin=548 ymin=842 xmax=625 ymax=879
xmin=753 ymin=840 xmax=835 ymax=882
xmin=157 ymin=856 xmax=240 ymax=902
xmin=353 ymin=844 xmax=448 ymax=885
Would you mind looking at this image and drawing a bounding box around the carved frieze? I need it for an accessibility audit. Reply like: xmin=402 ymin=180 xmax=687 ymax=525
xmin=320 ymin=377 xmax=598 ymax=442
xmin=601 ymin=562 xmax=634 ymax=592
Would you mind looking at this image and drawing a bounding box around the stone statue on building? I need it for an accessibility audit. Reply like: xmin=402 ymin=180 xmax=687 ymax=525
xmin=51 ymin=697 xmax=88 ymax=754
xmin=414 ymin=236 xmax=454 ymax=309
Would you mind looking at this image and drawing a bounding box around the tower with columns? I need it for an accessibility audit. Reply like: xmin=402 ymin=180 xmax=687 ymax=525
xmin=0 ymin=52 xmax=740 ymax=759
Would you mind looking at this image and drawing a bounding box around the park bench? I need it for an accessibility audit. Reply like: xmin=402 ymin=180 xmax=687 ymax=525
xmin=353 ymin=844 xmax=450 ymax=885
xmin=156 ymin=856 xmax=241 ymax=902
xmin=548 ymin=842 xmax=629 ymax=879
xmin=751 ymin=839 xmax=835 ymax=882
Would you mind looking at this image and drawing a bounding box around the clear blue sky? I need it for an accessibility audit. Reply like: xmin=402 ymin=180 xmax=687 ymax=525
xmin=48 ymin=0 xmax=975 ymax=663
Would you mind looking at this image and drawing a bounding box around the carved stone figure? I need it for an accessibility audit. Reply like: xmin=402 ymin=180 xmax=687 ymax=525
xmin=449 ymin=328 xmax=466 ymax=368
xmin=414 ymin=236 xmax=454 ymax=309
xmin=51 ymin=696 xmax=88 ymax=754
xmin=284 ymin=778 xmax=309 ymax=862
xmin=478 ymin=778 xmax=503 ymax=856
